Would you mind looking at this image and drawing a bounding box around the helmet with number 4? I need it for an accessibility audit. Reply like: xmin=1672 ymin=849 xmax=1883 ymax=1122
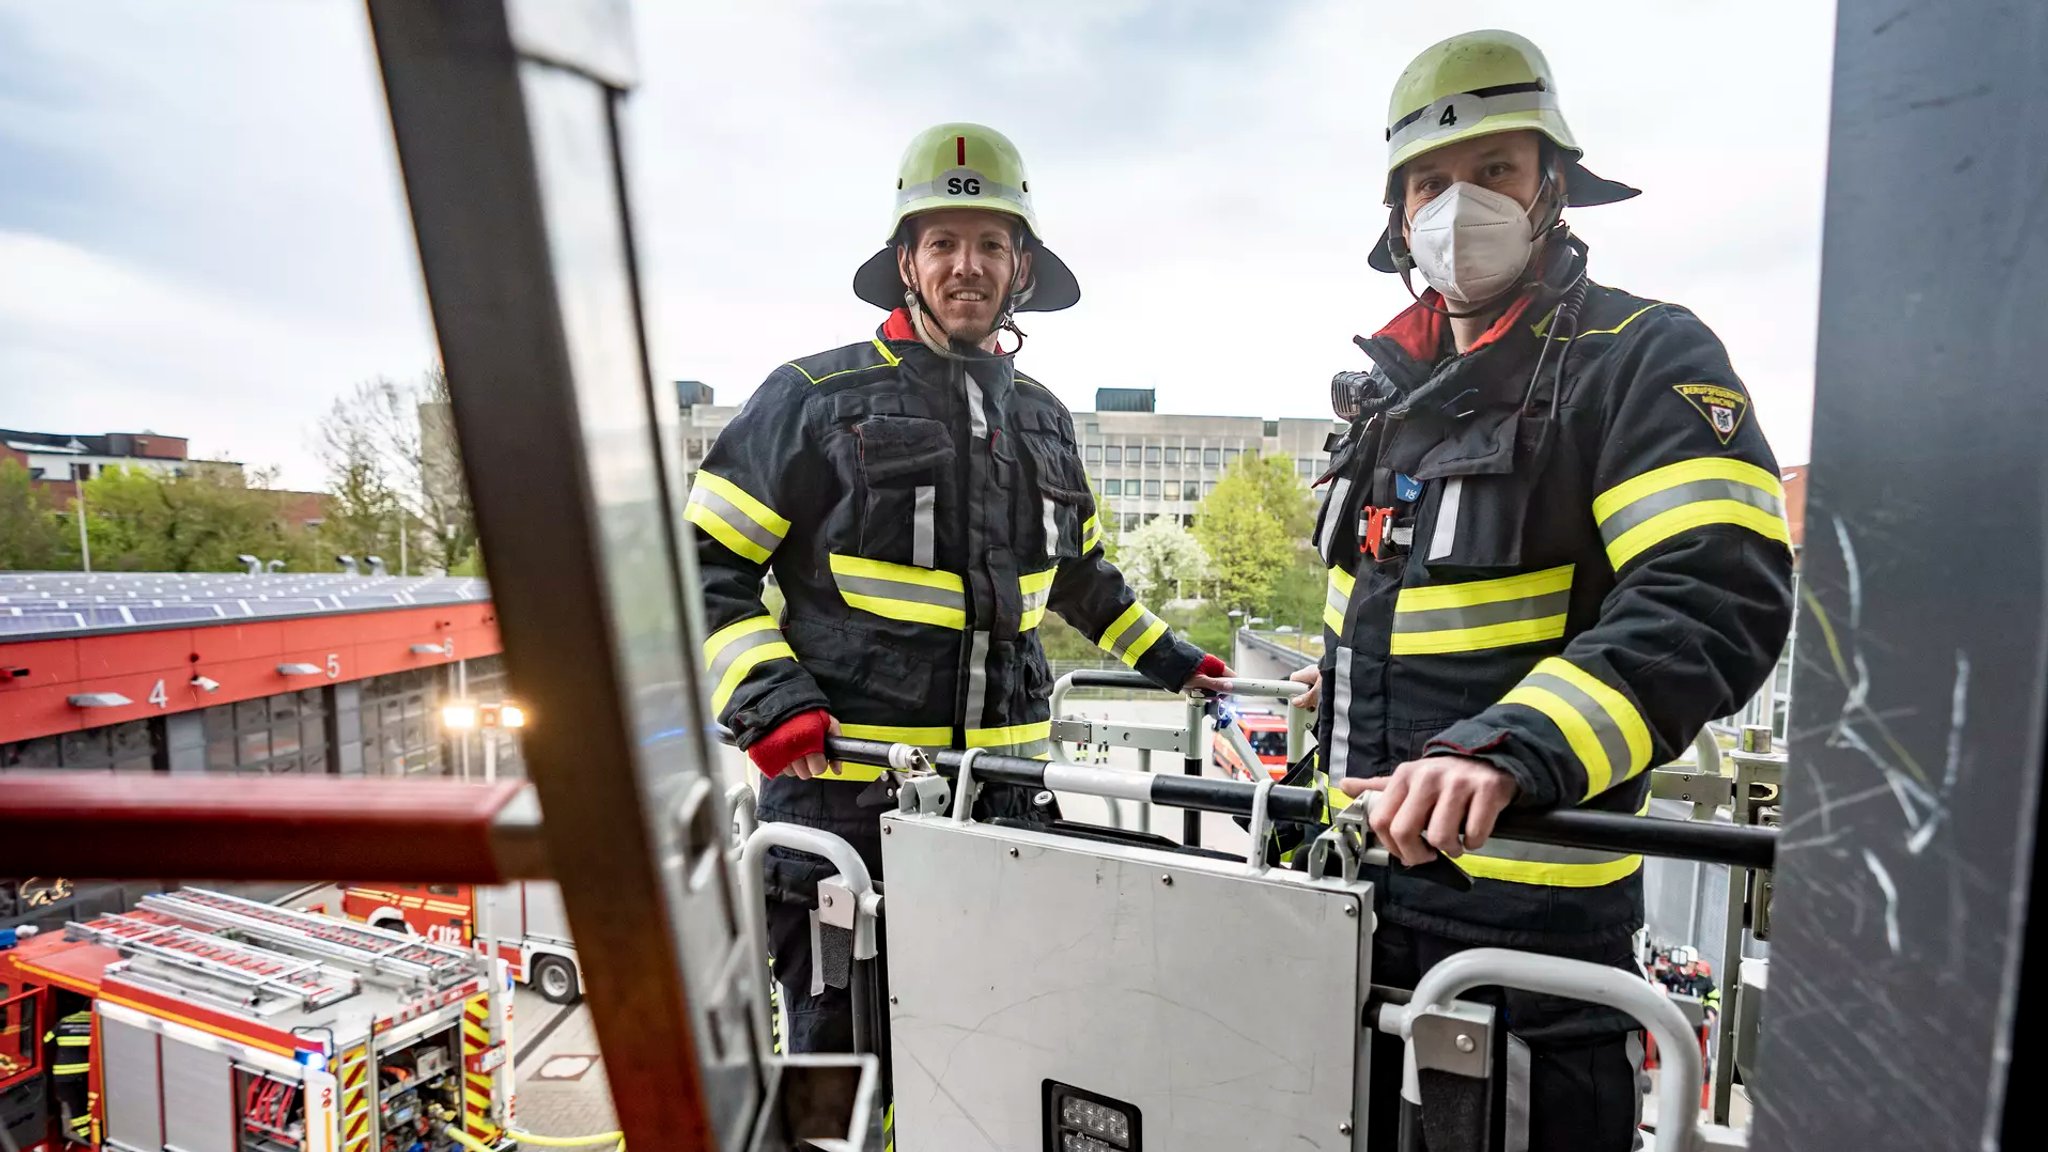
xmin=852 ymin=122 xmax=1081 ymax=312
xmin=1369 ymin=30 xmax=1640 ymax=273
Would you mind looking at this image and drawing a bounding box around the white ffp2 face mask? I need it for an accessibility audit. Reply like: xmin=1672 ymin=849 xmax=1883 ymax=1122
xmin=1406 ymin=182 xmax=1537 ymax=305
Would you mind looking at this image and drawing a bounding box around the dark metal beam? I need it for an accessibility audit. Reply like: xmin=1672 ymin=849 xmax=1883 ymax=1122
xmin=363 ymin=2 xmax=758 ymax=1148
xmin=1753 ymin=4 xmax=2048 ymax=1149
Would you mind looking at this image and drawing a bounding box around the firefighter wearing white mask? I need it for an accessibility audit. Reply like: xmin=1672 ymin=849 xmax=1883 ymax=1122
xmin=1289 ymin=28 xmax=1797 ymax=1152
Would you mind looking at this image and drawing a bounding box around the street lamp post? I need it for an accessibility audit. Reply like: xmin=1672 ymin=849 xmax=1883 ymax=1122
xmin=73 ymin=470 xmax=91 ymax=573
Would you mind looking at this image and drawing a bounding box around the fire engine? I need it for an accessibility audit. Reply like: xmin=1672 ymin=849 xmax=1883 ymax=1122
xmin=340 ymin=883 xmax=581 ymax=1006
xmin=1211 ymin=709 xmax=1291 ymax=781
xmin=0 ymin=888 xmax=512 ymax=1152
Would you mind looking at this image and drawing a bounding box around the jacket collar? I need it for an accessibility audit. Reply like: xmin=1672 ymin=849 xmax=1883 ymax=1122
xmin=876 ymin=308 xmax=1017 ymax=408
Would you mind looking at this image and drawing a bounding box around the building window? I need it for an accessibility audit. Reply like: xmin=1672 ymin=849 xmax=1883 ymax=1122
xmin=1144 ymin=445 xmax=1162 ymax=464
xmin=1164 ymin=447 xmax=1181 ymax=465
xmin=1203 ymin=448 xmax=1222 ymax=466
xmin=1120 ymin=513 xmax=1141 ymax=532
xmin=1105 ymin=445 xmax=1122 ymax=464
xmin=204 ymin=689 xmax=329 ymax=775
xmin=359 ymin=669 xmax=446 ymax=777
xmin=1085 ymin=445 xmax=1102 ymax=464
xmin=1263 ymin=419 xmax=1280 ymax=437
xmin=1105 ymin=479 xmax=1122 ymax=496
xmin=1183 ymin=482 xmax=1202 ymax=502
xmin=1225 ymin=448 xmax=1242 ymax=464
xmin=1204 ymin=481 xmax=1218 ymax=495
xmin=1298 ymin=458 xmax=1318 ymax=477
xmin=1 ymin=719 xmax=161 ymax=774
xmin=1143 ymin=479 xmax=1161 ymax=498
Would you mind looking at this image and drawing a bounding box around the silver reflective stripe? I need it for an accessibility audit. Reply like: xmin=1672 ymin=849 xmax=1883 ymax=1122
xmin=1391 ymin=588 xmax=1571 ymax=636
xmin=1504 ymin=1035 xmax=1531 ymax=1152
xmin=707 ymin=625 xmax=789 ymax=686
xmin=967 ymin=630 xmax=991 ymax=729
xmin=1390 ymin=88 xmax=1559 ymax=155
xmin=832 ymin=572 xmax=966 ymax=612
xmin=965 ymin=370 xmax=990 ymax=439
xmin=913 ymin=485 xmax=936 ymax=567
xmin=1020 ymin=576 xmax=1054 ymax=619
xmin=1597 ymin=476 xmax=1786 ymax=548
xmin=1325 ymin=580 xmax=1348 ymax=621
xmin=1327 ymin=647 xmax=1353 ymax=779
xmin=1517 ymin=669 xmax=1636 ymax=792
xmin=1316 ymin=477 xmax=1352 ymax=556
xmin=898 ymin=173 xmax=1029 ymax=210
xmin=688 ymin=483 xmax=782 ymax=556
xmin=1043 ymin=497 xmax=1062 ymax=559
xmin=1428 ymin=477 xmax=1463 ymax=561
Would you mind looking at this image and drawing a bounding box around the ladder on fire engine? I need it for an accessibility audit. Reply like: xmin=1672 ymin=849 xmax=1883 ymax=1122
xmin=67 ymin=913 xmax=362 ymax=1016
xmin=142 ymin=888 xmax=477 ymax=989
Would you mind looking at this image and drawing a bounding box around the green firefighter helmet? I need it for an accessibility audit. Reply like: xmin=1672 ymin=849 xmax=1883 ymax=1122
xmin=1369 ymin=30 xmax=1640 ymax=273
xmin=852 ymin=122 xmax=1081 ymax=312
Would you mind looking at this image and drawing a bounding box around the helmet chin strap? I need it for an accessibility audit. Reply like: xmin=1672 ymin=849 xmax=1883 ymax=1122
xmin=902 ymin=255 xmax=1032 ymax=362
xmin=901 ymin=228 xmax=1032 ymax=358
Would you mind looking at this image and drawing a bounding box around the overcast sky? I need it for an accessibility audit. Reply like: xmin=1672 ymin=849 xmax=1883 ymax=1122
xmin=1 ymin=1 xmax=1836 ymax=491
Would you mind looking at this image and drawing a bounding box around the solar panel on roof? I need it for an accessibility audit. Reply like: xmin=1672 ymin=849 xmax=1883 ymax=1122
xmin=0 ymin=613 xmax=84 ymax=634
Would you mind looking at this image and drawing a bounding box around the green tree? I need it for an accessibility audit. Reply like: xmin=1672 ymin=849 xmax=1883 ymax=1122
xmin=1119 ymin=516 xmax=1211 ymax=604
xmin=68 ymin=466 xmax=304 ymax=572
xmin=315 ymin=367 xmax=477 ymax=574
xmin=0 ymin=460 xmax=64 ymax=570
xmin=1193 ymin=452 xmax=1314 ymax=616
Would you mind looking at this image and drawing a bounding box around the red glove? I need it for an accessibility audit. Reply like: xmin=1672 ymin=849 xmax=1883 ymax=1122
xmin=1194 ymin=653 xmax=1228 ymax=679
xmin=748 ymin=710 xmax=830 ymax=779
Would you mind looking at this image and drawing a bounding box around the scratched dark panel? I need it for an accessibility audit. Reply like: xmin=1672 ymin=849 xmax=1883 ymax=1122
xmin=1752 ymin=4 xmax=2048 ymax=1150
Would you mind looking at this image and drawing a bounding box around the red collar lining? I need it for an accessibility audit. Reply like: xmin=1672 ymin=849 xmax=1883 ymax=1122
xmin=881 ymin=308 xmax=916 ymax=342
xmin=1374 ymin=289 xmax=1538 ymax=363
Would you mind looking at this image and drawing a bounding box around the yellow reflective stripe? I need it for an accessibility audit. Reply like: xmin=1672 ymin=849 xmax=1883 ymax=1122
xmin=1605 ymin=500 xmax=1793 ymax=570
xmin=1395 ymin=564 xmax=1571 ymax=611
xmin=1392 ymin=615 xmax=1569 ymax=656
xmin=1502 ymin=682 xmax=1615 ymax=794
xmin=704 ymin=615 xmax=778 ymax=664
xmin=1453 ymin=851 xmax=1643 ymax=887
xmin=1020 ymin=566 xmax=1057 ymax=631
xmin=1325 ymin=566 xmax=1353 ymax=633
xmin=1327 ymin=784 xmax=1354 ymax=811
xmin=829 ymin=553 xmax=965 ymax=593
xmin=1121 ymin=618 xmax=1168 ymax=667
xmin=1593 ymin=457 xmax=1783 ymax=521
xmin=714 ymin=641 xmax=796 ymax=713
xmin=694 ymin=470 xmax=790 ymax=536
xmin=1081 ymin=513 xmax=1103 ymax=552
xmin=966 ymin=721 xmax=1053 ymax=748
xmin=1097 ymin=602 xmax=1145 ymax=649
xmin=870 ymin=337 xmax=901 ymax=366
xmin=1540 ymin=658 xmax=1654 ymax=791
xmin=684 ymin=500 xmax=771 ymax=565
xmin=838 ymin=723 xmax=952 ymax=745
xmin=1594 ymin=458 xmax=1789 ymax=568
xmin=829 ymin=553 xmax=968 ymax=628
xmin=838 ymin=594 xmax=966 ymax=629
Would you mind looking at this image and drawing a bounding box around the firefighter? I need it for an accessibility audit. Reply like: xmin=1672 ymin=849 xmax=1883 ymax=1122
xmin=688 ymin=122 xmax=1230 ymax=1052
xmin=1290 ymin=29 xmax=1796 ymax=1151
xmin=46 ymin=1007 xmax=92 ymax=1143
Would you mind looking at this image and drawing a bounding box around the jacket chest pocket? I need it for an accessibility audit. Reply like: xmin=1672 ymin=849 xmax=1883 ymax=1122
xmin=1017 ymin=416 xmax=1089 ymax=562
xmin=850 ymin=411 xmax=955 ymax=568
xmin=1408 ymin=410 xmax=1556 ymax=572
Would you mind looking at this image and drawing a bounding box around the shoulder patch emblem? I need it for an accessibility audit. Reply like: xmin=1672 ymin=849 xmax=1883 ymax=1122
xmin=1673 ymin=383 xmax=1748 ymax=445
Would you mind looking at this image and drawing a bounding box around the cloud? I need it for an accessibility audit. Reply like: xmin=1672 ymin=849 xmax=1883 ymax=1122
xmin=1 ymin=0 xmax=1834 ymax=488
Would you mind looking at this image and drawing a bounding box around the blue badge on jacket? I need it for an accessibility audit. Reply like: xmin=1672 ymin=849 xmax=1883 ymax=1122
xmin=1394 ymin=473 xmax=1423 ymax=503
